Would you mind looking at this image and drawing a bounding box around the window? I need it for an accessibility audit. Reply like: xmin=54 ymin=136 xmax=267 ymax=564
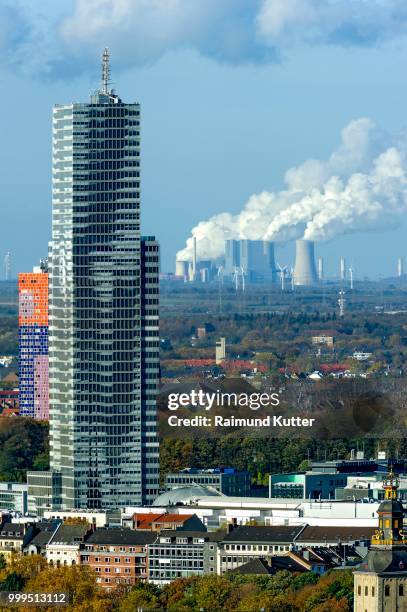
xmin=400 ymin=585 xmax=404 ymax=596
xmin=385 ymin=585 xmax=390 ymax=597
xmin=364 ymin=586 xmax=368 ymax=596
xmin=372 ymin=587 xmax=375 ymax=596
xmin=357 ymin=586 xmax=361 ymax=595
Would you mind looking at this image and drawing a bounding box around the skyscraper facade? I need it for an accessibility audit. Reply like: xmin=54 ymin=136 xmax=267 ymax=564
xmin=48 ymin=51 xmax=159 ymax=509
xmin=18 ymin=262 xmax=49 ymax=419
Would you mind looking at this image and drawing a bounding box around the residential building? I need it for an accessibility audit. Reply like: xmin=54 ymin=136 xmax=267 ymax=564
xmin=354 ymin=471 xmax=407 ymax=611
xmin=46 ymin=523 xmax=92 ymax=567
xmin=165 ymin=468 xmax=251 ymax=497
xmin=217 ymin=525 xmax=305 ymax=573
xmin=24 ymin=521 xmax=60 ymax=556
xmin=43 ymin=50 xmax=159 ymax=509
xmin=81 ymin=528 xmax=156 ymax=590
xmin=18 ymin=262 xmax=49 ymax=419
xmin=0 ymin=522 xmax=36 ymax=558
xmin=148 ymin=530 xmax=223 ymax=585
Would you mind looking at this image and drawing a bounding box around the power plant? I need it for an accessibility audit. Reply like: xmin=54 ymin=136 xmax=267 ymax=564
xmin=174 ymin=237 xmax=399 ymax=287
xmin=225 ymin=239 xmax=277 ymax=283
xmin=293 ymin=240 xmax=318 ymax=286
xmin=175 ymin=260 xmax=188 ymax=279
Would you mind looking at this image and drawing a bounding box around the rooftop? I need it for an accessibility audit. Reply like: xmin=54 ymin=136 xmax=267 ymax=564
xmin=48 ymin=524 xmax=90 ymax=546
xmin=86 ymin=528 xmax=156 ymax=546
xmin=297 ymin=525 xmax=375 ymax=543
xmin=222 ymin=525 xmax=305 ymax=543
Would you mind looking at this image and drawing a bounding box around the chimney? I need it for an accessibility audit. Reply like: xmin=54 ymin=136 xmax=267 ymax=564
xmin=317 ymin=257 xmax=324 ymax=281
xmin=340 ymin=257 xmax=346 ymax=281
xmin=293 ymin=240 xmax=318 ymax=286
xmin=192 ymin=237 xmax=197 ymax=279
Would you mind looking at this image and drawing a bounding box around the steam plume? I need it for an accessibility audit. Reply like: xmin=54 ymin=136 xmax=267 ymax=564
xmin=177 ymin=118 xmax=407 ymax=261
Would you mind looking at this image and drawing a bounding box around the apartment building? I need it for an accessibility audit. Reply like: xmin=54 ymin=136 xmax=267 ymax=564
xmin=46 ymin=523 xmax=92 ymax=567
xmin=148 ymin=530 xmax=224 ymax=585
xmin=80 ymin=528 xmax=156 ymax=590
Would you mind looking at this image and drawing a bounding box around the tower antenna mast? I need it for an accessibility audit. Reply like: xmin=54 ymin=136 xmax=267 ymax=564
xmin=102 ymin=48 xmax=111 ymax=94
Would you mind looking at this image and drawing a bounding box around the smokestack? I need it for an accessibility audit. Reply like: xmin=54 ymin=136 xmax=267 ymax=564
xmin=398 ymin=257 xmax=404 ymax=277
xmin=293 ymin=240 xmax=318 ymax=286
xmin=175 ymin=260 xmax=188 ymax=278
xmin=340 ymin=257 xmax=346 ymax=282
xmin=192 ymin=237 xmax=197 ymax=278
xmin=317 ymin=257 xmax=324 ymax=281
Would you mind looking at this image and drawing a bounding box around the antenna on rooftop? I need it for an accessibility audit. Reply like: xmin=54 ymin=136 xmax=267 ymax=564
xmin=101 ymin=48 xmax=111 ymax=94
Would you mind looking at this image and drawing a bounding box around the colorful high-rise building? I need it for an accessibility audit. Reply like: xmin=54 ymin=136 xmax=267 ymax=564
xmin=18 ymin=260 xmax=49 ymax=419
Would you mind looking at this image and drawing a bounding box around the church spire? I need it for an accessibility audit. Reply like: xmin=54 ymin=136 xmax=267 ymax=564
xmin=371 ymin=468 xmax=405 ymax=546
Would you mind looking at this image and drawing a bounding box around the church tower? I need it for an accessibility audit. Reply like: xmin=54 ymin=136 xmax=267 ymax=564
xmin=354 ymin=471 xmax=407 ymax=611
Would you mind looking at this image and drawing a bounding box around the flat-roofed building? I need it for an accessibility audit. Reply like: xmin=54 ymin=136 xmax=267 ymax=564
xmin=148 ymin=530 xmax=224 ymax=585
xmin=165 ymin=468 xmax=251 ymax=497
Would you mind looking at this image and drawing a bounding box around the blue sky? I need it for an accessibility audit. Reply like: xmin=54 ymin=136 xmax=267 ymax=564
xmin=2 ymin=0 xmax=407 ymax=278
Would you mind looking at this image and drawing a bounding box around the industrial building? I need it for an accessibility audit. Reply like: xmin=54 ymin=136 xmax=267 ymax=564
xmin=224 ymin=239 xmax=277 ymax=283
xmin=269 ymin=456 xmax=404 ymax=501
xmin=18 ymin=262 xmax=49 ymax=419
xmin=165 ymin=468 xmax=251 ymax=497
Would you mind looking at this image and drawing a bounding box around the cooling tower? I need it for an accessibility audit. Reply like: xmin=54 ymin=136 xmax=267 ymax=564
xmin=293 ymin=240 xmax=318 ymax=286
xmin=175 ymin=260 xmax=188 ymax=277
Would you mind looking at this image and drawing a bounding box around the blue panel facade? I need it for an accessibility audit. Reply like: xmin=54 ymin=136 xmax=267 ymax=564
xmin=18 ymin=326 xmax=48 ymax=417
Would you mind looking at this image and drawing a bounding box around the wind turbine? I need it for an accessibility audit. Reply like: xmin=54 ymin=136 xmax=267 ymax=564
xmin=240 ymin=266 xmax=245 ymax=293
xmin=277 ymin=263 xmax=288 ymax=291
xmin=349 ymin=265 xmax=354 ymax=290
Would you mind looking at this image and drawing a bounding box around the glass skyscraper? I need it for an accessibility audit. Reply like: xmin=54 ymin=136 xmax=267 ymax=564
xmin=48 ymin=51 xmax=160 ymax=509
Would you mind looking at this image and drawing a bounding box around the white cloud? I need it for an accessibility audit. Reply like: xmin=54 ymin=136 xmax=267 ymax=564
xmin=3 ymin=0 xmax=407 ymax=76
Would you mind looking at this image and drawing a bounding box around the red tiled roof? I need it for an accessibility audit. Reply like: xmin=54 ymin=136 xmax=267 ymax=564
xmin=154 ymin=514 xmax=193 ymax=523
